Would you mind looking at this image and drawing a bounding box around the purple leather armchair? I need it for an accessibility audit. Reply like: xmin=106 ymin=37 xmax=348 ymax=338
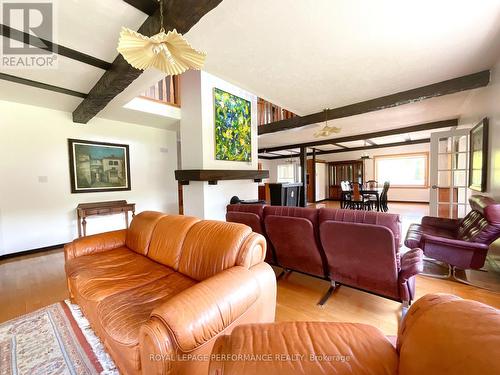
xmin=405 ymin=195 xmax=500 ymax=281
xmin=319 ymin=209 xmax=423 ymax=307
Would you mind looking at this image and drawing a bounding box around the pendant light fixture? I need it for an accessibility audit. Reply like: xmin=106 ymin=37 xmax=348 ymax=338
xmin=314 ymin=108 xmax=341 ymax=138
xmin=117 ymin=0 xmax=206 ymax=75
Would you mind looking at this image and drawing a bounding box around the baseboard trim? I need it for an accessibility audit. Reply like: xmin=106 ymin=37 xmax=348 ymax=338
xmin=0 ymin=243 xmax=66 ymax=261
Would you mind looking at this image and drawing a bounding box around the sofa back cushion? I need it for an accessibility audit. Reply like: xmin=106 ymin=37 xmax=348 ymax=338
xmin=147 ymin=215 xmax=200 ymax=269
xmin=320 ymin=221 xmax=400 ymax=300
xmin=126 ymin=211 xmax=167 ymax=255
xmin=263 ymin=206 xmax=326 ymax=278
xmin=457 ymin=195 xmax=500 ymax=244
xmin=319 ymin=208 xmax=402 ymax=249
xmin=226 ymin=204 xmax=265 ymax=235
xmin=178 ymin=221 xmax=252 ymax=281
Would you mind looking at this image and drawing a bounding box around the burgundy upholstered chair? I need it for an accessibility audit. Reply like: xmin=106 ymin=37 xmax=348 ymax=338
xmin=319 ymin=208 xmax=423 ymax=307
xmin=226 ymin=204 xmax=276 ymax=264
xmin=405 ymin=195 xmax=500 ymax=283
xmin=263 ymin=206 xmax=328 ymax=280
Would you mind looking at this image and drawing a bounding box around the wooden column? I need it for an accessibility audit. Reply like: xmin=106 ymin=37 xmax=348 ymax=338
xmin=312 ymin=148 xmax=316 ymax=203
xmin=300 ymin=147 xmax=307 ymax=207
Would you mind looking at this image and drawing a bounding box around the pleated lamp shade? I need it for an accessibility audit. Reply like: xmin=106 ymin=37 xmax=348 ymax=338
xmin=117 ymin=27 xmax=206 ymax=75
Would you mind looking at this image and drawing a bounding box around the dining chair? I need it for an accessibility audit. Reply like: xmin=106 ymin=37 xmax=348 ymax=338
xmin=340 ymin=181 xmax=352 ymax=209
xmin=364 ymin=180 xmax=379 ymax=210
xmin=351 ymin=182 xmax=370 ymax=210
xmin=380 ymin=181 xmax=390 ymax=212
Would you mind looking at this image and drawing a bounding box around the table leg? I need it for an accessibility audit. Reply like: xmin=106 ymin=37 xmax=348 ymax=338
xmin=377 ymin=193 xmax=380 ymax=212
xmin=125 ymin=211 xmax=129 ymax=228
xmin=82 ymin=217 xmax=87 ymax=237
xmin=77 ymin=213 xmax=82 ymax=238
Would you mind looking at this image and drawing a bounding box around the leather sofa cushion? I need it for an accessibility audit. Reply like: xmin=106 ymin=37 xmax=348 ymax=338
xmin=70 ymin=250 xmax=170 ymax=303
xmin=178 ymin=220 xmax=252 ymax=281
xmin=66 ymin=247 xmax=136 ymax=279
xmin=405 ymin=223 xmax=456 ymax=249
xmin=147 ymin=215 xmax=200 ymax=269
xmin=398 ymin=294 xmax=500 ymax=375
xmin=125 ymin=211 xmax=167 ymax=255
xmin=211 ymin=321 xmax=398 ymax=375
xmin=97 ymin=272 xmax=196 ymax=347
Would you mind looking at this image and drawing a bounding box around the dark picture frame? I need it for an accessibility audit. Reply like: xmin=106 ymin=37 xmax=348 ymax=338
xmin=68 ymin=139 xmax=131 ymax=193
xmin=468 ymin=118 xmax=488 ymax=192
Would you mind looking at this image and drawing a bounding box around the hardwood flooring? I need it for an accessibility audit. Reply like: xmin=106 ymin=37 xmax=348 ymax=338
xmin=1 ymin=201 xmax=499 ymax=337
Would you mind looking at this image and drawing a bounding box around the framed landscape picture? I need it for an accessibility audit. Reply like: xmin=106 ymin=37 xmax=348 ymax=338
xmin=214 ymin=87 xmax=252 ymax=162
xmin=68 ymin=139 xmax=131 ymax=193
xmin=468 ymin=118 xmax=488 ymax=192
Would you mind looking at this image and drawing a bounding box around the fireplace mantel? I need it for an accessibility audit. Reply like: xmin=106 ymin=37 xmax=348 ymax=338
xmin=175 ymin=169 xmax=269 ymax=185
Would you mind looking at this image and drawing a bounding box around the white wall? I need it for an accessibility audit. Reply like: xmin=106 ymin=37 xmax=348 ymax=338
xmin=180 ymin=71 xmax=258 ymax=219
xmin=458 ymin=57 xmax=500 ymax=199
xmin=315 ymin=162 xmax=327 ymax=201
xmin=0 ymin=100 xmax=179 ymax=255
xmin=260 ymin=142 xmax=431 ymax=202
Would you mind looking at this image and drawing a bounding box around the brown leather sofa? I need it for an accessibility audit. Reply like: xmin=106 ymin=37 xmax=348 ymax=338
xmin=64 ymin=211 xmax=277 ymax=375
xmin=209 ymin=293 xmax=500 ymax=375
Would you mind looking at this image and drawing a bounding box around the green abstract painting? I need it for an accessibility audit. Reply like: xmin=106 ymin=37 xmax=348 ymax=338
xmin=214 ymin=88 xmax=252 ymax=161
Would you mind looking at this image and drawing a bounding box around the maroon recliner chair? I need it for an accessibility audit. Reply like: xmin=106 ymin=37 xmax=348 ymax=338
xmin=226 ymin=204 xmax=277 ymax=264
xmin=319 ymin=208 xmax=423 ymax=308
xmin=405 ymin=195 xmax=500 ymax=282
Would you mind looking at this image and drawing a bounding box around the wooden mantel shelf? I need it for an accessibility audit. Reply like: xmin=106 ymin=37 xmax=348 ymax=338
xmin=175 ymin=169 xmax=269 ymax=185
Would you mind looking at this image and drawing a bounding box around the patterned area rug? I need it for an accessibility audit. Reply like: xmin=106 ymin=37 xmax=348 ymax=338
xmin=0 ymin=301 xmax=118 ymax=375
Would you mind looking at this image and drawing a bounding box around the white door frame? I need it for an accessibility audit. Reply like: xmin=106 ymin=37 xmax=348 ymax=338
xmin=429 ymin=128 xmax=470 ymax=218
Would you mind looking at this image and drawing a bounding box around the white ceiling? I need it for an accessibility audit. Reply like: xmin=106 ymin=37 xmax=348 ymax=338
xmin=1 ymin=0 xmax=499 ymax=141
xmin=258 ymin=89 xmax=479 ymax=149
xmin=188 ymin=0 xmax=500 ymax=115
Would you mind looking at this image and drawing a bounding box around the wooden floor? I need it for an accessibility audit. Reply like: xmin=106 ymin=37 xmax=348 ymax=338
xmin=1 ymin=202 xmax=499 ymax=336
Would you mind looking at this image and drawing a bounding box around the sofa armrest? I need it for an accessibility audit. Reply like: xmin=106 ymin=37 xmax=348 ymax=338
xmin=421 ymin=216 xmax=460 ymax=231
xmin=64 ymin=229 xmax=127 ymax=261
xmin=149 ymin=266 xmax=259 ymax=353
xmin=399 ymin=248 xmax=423 ymax=282
xmin=421 ymin=234 xmax=489 ymax=252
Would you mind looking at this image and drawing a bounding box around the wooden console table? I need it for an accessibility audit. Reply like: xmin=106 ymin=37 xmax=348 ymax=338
xmin=76 ymin=200 xmax=135 ymax=237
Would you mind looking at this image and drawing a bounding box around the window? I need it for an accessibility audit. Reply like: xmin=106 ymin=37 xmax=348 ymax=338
xmin=374 ymin=153 xmax=428 ymax=187
xmin=277 ymin=163 xmax=296 ymax=183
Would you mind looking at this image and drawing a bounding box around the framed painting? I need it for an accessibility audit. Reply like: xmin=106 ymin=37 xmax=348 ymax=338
xmin=68 ymin=139 xmax=131 ymax=193
xmin=468 ymin=118 xmax=488 ymax=192
xmin=213 ymin=87 xmax=252 ymax=162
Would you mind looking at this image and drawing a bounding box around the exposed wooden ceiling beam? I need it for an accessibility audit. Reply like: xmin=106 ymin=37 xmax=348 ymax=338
xmin=0 ymin=73 xmax=87 ymax=98
xmin=123 ymin=0 xmax=158 ymax=15
xmin=332 ymin=143 xmax=349 ymax=149
xmin=259 ymin=119 xmax=457 ymax=153
xmin=73 ymin=0 xmax=222 ymax=124
xmin=258 ymin=70 xmax=489 ymax=135
xmin=0 ymin=24 xmax=111 ymax=70
xmin=259 ymin=139 xmax=430 ymax=160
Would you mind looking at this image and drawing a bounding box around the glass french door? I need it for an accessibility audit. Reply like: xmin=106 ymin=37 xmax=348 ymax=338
xmin=430 ymin=129 xmax=470 ymax=218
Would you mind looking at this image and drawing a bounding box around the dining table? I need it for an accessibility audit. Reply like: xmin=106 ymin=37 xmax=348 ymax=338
xmin=341 ymin=188 xmax=382 ymax=211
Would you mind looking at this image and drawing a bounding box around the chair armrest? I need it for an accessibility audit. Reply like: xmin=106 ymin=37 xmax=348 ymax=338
xmin=148 ymin=266 xmax=259 ymax=352
xmin=421 ymin=216 xmax=460 ymax=231
xmin=399 ymin=248 xmax=423 ymax=282
xmin=421 ymin=234 xmax=489 ymax=252
xmin=64 ymin=229 xmax=127 ymax=261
